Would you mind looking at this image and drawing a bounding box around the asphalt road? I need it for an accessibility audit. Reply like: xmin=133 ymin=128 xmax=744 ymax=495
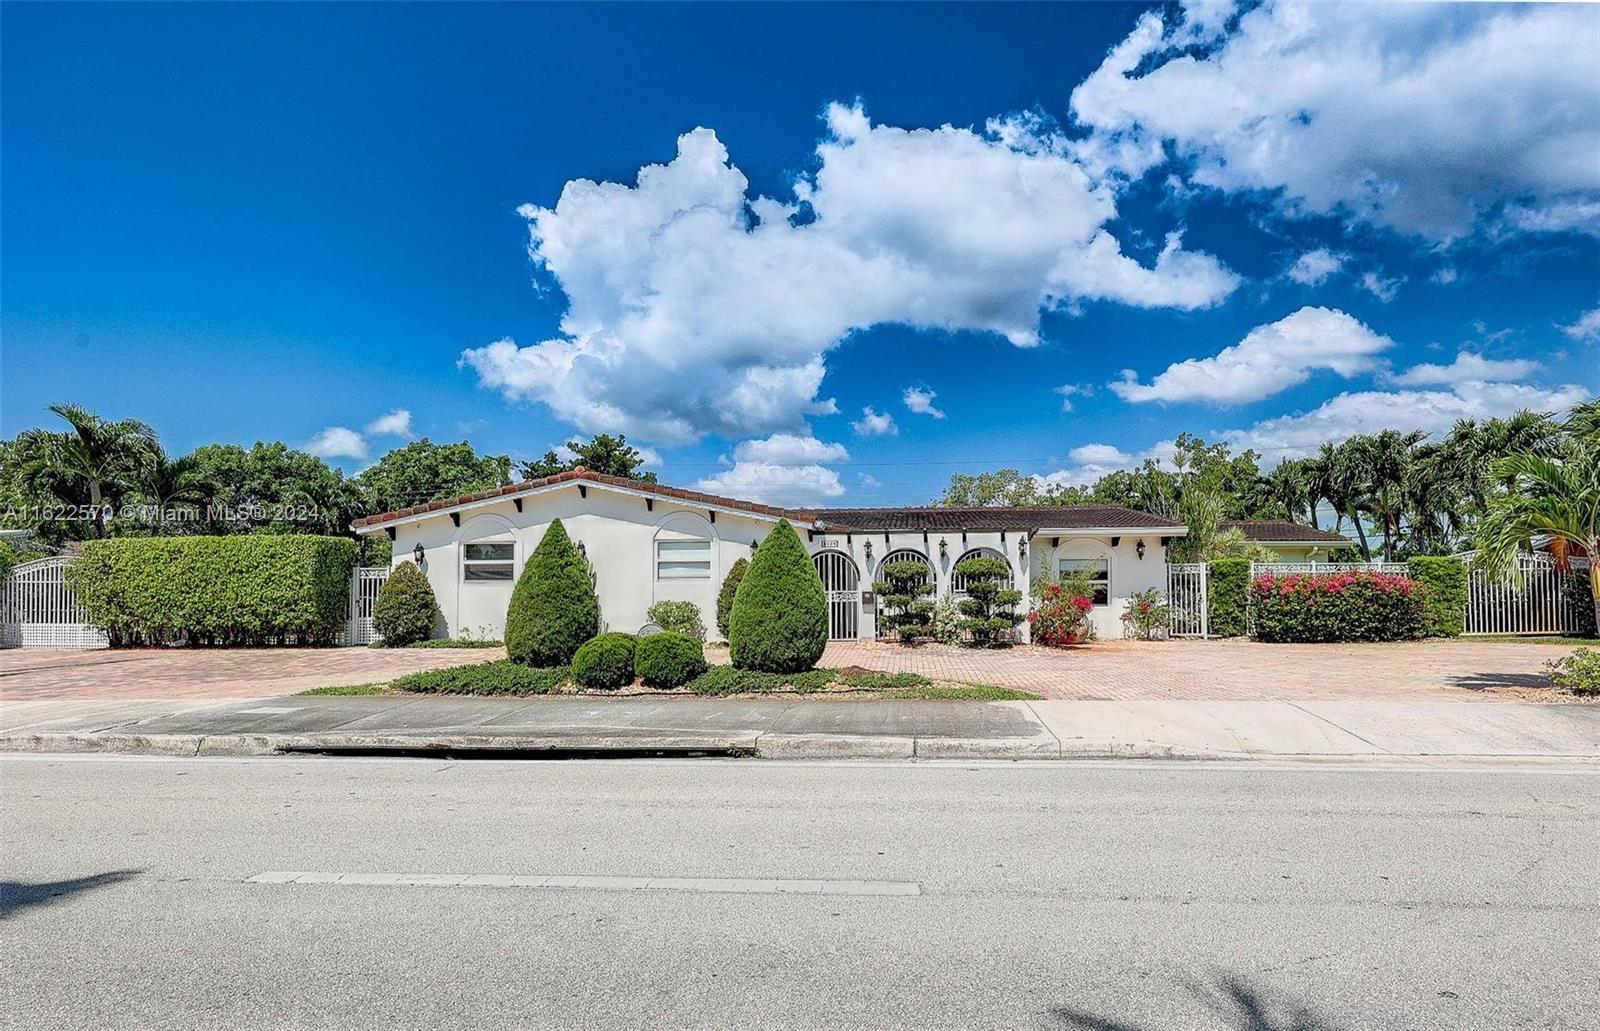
xmin=2 ymin=756 xmax=1596 ymax=1031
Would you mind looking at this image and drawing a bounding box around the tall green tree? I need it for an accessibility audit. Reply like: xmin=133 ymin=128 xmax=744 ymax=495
xmin=520 ymin=434 xmax=657 ymax=483
xmin=16 ymin=403 xmax=159 ymax=537
xmin=355 ymin=438 xmax=512 ymax=515
xmin=186 ymin=442 xmax=359 ymax=536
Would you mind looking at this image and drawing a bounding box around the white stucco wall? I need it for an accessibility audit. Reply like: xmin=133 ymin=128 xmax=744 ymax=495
xmin=381 ymin=484 xmax=770 ymax=641
xmin=1028 ymin=533 xmax=1171 ymax=639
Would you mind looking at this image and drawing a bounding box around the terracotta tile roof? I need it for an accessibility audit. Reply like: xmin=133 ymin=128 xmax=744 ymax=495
xmin=351 ymin=469 xmax=1185 ymax=535
xmin=813 ymin=505 xmax=1186 ymax=532
xmin=351 ymin=468 xmax=838 ymax=530
xmin=1219 ymin=520 xmax=1351 ymax=543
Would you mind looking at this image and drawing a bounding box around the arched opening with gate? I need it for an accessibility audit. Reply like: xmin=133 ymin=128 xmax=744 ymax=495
xmin=812 ymin=550 xmax=861 ymax=640
xmin=875 ymin=549 xmax=934 ymax=640
xmin=950 ymin=547 xmax=1013 ymax=595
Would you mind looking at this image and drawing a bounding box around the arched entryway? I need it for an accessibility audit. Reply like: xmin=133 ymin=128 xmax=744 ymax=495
xmin=812 ymin=550 xmax=860 ymax=640
xmin=951 ymin=547 xmax=1014 ymax=595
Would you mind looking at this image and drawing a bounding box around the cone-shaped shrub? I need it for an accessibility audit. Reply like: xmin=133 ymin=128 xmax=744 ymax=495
xmin=715 ymin=557 xmax=749 ymax=639
xmin=505 ymin=519 xmax=599 ymax=666
xmin=373 ymin=560 xmax=438 ymax=646
xmin=728 ymin=519 xmax=827 ymax=672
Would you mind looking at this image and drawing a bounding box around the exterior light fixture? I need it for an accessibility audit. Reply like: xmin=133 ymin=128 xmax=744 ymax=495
xmin=939 ymin=537 xmax=948 ymax=560
xmin=751 ymin=538 xmax=759 ymax=550
xmin=577 ymin=541 xmax=587 ymax=559
xmin=1136 ymin=539 xmax=1146 ymax=560
xmin=1018 ymin=537 xmax=1027 ymax=559
xmin=412 ymin=542 xmax=425 ymax=565
xmin=864 ymin=539 xmax=873 ymax=563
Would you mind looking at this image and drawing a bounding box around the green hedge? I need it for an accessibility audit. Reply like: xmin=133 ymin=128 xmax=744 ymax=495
xmin=571 ymin=632 xmax=636 ymax=689
xmin=716 ymin=558 xmax=748 ymax=639
xmin=505 ymin=519 xmax=599 ymax=666
xmin=728 ymin=519 xmax=827 ymax=673
xmin=1564 ymin=567 xmax=1597 ymax=638
xmin=65 ymin=535 xmax=357 ymax=646
xmin=1408 ymin=556 xmax=1467 ymax=637
xmin=1207 ymin=558 xmax=1250 ymax=638
xmin=636 ymin=631 xmax=707 ymax=688
xmin=373 ymin=561 xmax=438 ymax=646
xmin=1251 ymin=570 xmax=1427 ymax=643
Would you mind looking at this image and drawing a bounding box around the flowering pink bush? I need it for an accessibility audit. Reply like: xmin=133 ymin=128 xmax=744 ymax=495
xmin=1250 ymin=570 xmax=1427 ymax=642
xmin=1029 ymin=583 xmax=1094 ymax=646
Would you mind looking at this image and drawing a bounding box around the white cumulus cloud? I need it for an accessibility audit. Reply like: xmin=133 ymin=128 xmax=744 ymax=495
xmin=851 ymin=406 xmax=898 ymax=437
xmin=1110 ymin=306 xmax=1393 ymax=405
xmin=1071 ymin=2 xmax=1600 ymax=242
xmin=1559 ymin=308 xmax=1600 ymax=345
xmin=1359 ymin=271 xmax=1404 ymax=303
xmin=693 ymin=462 xmax=845 ymax=506
xmin=902 ymin=387 xmax=946 ymax=419
xmin=461 ymin=104 xmax=1239 ymax=444
xmin=1390 ymin=353 xmax=1541 ymax=387
xmin=305 ymin=427 xmax=368 ymax=461
xmin=732 ymin=433 xmax=850 ymax=465
xmin=1286 ymin=248 xmax=1346 ymax=286
xmin=364 ymin=409 xmax=414 ymax=437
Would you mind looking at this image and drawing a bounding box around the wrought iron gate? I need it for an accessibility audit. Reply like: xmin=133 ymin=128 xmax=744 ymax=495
xmin=812 ymin=550 xmax=860 ymax=640
xmin=0 ymin=557 xmax=109 ymax=649
xmin=1465 ymin=554 xmax=1588 ymax=636
xmin=1166 ymin=562 xmax=1208 ymax=638
xmin=347 ymin=566 xmax=391 ymax=645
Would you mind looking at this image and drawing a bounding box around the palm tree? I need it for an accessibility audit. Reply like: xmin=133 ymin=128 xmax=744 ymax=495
xmin=1364 ymin=429 xmax=1425 ymax=560
xmin=1264 ymin=459 xmax=1309 ymax=524
xmin=136 ymin=446 xmax=212 ymax=530
xmin=1329 ymin=438 xmax=1376 ymax=560
xmin=1475 ymin=442 xmax=1599 ymax=632
xmin=17 ymin=403 xmax=158 ymax=537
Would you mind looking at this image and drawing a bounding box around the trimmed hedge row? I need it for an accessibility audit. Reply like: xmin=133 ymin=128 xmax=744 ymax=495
xmin=1408 ymin=556 xmax=1467 ymax=638
xmin=1251 ymin=570 xmax=1427 ymax=643
xmin=66 ymin=535 xmax=357 ymax=646
xmin=1207 ymin=558 xmax=1250 ymax=638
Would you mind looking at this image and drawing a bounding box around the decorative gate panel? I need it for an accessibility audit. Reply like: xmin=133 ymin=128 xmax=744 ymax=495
xmin=1465 ymin=554 xmax=1586 ymax=636
xmin=1166 ymin=562 xmax=1208 ymax=638
xmin=347 ymin=566 xmax=390 ymax=645
xmin=812 ymin=551 xmax=860 ymax=641
xmin=0 ymin=557 xmax=109 ymax=649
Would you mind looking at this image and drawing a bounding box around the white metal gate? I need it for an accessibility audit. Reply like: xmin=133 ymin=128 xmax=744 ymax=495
xmin=1166 ymin=562 xmax=1209 ymax=638
xmin=812 ymin=551 xmax=860 ymax=641
xmin=0 ymin=557 xmax=109 ymax=649
xmin=1465 ymin=554 xmax=1587 ymax=636
xmin=347 ymin=566 xmax=390 ymax=645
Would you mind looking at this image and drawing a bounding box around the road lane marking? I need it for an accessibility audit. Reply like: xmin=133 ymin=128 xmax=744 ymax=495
xmin=246 ymin=871 xmax=920 ymax=896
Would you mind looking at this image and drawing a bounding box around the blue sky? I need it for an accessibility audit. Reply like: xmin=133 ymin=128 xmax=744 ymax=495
xmin=3 ymin=1 xmax=1596 ymax=507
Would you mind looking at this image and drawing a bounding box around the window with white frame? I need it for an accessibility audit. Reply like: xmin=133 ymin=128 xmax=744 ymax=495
xmin=656 ymin=539 xmax=712 ymax=579
xmin=462 ymin=541 xmax=515 ymax=581
xmin=1058 ymin=556 xmax=1110 ymax=606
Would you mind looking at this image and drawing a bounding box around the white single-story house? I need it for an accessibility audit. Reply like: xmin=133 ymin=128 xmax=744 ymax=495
xmin=351 ymin=468 xmax=1190 ymax=642
xmin=1219 ymin=520 xmax=1355 ymax=561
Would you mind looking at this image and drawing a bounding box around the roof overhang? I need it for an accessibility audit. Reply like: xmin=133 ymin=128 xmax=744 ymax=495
xmin=1034 ymin=526 xmax=1188 ymax=538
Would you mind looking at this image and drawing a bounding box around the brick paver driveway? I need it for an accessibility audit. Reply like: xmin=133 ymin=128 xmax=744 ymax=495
xmin=0 ymin=647 xmax=503 ymax=701
xmin=719 ymin=638 xmax=1577 ymax=702
xmin=0 ymin=638 xmax=1577 ymax=702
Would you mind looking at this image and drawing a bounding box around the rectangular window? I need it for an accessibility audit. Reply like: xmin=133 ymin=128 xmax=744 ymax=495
xmin=656 ymin=539 xmax=712 ymax=580
xmin=1057 ymin=557 xmax=1110 ymax=606
xmin=463 ymin=541 xmax=515 ymax=582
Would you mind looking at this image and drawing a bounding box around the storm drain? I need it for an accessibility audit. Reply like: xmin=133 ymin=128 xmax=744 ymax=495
xmin=247 ymin=871 xmax=919 ymax=896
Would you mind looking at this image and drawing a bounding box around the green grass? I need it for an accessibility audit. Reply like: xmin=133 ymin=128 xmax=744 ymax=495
xmin=686 ymin=666 xmax=835 ymax=696
xmin=1462 ymin=635 xmax=1596 ymax=646
xmin=885 ymin=684 xmax=1041 ymax=701
xmin=834 ymin=669 xmax=932 ymax=690
xmin=298 ymin=682 xmax=388 ymax=696
xmin=407 ymin=638 xmax=504 ymax=649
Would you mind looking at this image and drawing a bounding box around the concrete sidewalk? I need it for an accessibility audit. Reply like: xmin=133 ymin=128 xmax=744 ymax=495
xmin=1 ymin=695 xmax=1596 ymax=762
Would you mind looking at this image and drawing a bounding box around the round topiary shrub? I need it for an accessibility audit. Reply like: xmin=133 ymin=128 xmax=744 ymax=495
xmin=635 ymin=631 xmax=707 ymax=688
xmin=571 ymin=632 xmax=637 ymax=690
xmin=372 ymin=560 xmax=438 ymax=646
xmin=728 ymin=519 xmax=827 ymax=673
xmin=716 ymin=557 xmax=749 ymax=639
xmin=505 ymin=519 xmax=600 ymax=666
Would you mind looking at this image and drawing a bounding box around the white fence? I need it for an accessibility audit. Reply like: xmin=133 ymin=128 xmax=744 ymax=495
xmin=1463 ymin=553 xmax=1588 ymax=636
xmin=0 ymin=557 xmax=109 ymax=649
xmin=347 ymin=566 xmax=389 ymax=645
xmin=1 ymin=558 xmax=392 ymax=649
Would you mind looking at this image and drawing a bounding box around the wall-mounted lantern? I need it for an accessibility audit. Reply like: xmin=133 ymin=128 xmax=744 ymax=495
xmin=938 ymin=537 xmax=948 ymax=560
xmin=1136 ymin=539 xmax=1147 ymax=561
xmin=864 ymin=539 xmax=874 ymax=564
xmin=412 ymin=542 xmax=425 ymax=566
xmin=577 ymin=541 xmax=587 ymax=559
xmin=751 ymin=538 xmax=759 ymax=551
xmin=1018 ymin=537 xmax=1027 ymax=560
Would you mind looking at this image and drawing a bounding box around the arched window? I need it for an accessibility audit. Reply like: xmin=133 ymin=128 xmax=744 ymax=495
xmin=951 ymin=547 xmax=1013 ymax=594
xmin=877 ymin=549 xmax=933 ymax=585
xmin=457 ymin=514 xmax=518 ymax=583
